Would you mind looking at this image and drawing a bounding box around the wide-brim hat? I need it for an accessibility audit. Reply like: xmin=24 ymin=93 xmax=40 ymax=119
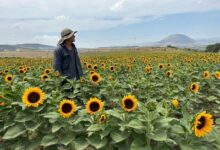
xmin=57 ymin=28 xmax=77 ymax=45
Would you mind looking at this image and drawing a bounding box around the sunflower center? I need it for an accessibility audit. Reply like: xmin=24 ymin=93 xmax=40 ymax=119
xmin=62 ymin=103 xmax=72 ymax=113
xmin=124 ymin=99 xmax=134 ymax=109
xmin=192 ymin=84 xmax=196 ymax=90
xmin=90 ymin=102 xmax=100 ymax=112
xmin=28 ymin=92 xmax=40 ymax=103
xmin=43 ymin=75 xmax=48 ymax=79
xmin=100 ymin=116 xmax=105 ymax=122
xmin=92 ymin=75 xmax=99 ymax=82
xmin=197 ymin=116 xmax=206 ymax=130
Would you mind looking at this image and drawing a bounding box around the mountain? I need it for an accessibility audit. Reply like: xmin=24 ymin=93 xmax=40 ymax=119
xmin=0 ymin=43 xmax=55 ymax=51
xmin=156 ymin=34 xmax=196 ymax=47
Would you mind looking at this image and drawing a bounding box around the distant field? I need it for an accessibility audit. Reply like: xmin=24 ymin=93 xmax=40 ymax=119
xmin=0 ymin=47 xmax=191 ymax=58
xmin=0 ymin=51 xmax=53 ymax=58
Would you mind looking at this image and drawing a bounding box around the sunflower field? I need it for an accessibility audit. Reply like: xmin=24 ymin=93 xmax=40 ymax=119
xmin=0 ymin=51 xmax=220 ymax=150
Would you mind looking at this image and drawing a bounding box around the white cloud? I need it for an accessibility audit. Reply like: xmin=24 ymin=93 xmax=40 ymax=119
xmin=54 ymin=15 xmax=70 ymax=21
xmin=0 ymin=0 xmax=220 ymax=46
xmin=33 ymin=35 xmax=59 ymax=45
xmin=110 ymin=0 xmax=125 ymax=11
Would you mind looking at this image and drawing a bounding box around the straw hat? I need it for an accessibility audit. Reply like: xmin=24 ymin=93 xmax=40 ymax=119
xmin=57 ymin=28 xmax=77 ymax=45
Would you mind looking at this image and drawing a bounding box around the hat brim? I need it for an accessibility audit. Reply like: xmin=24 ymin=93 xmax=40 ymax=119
xmin=57 ymin=31 xmax=77 ymax=45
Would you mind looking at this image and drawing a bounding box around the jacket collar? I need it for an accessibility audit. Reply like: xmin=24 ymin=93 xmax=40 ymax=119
xmin=60 ymin=43 xmax=76 ymax=56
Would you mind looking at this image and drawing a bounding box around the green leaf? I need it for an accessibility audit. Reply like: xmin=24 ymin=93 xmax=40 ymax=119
xmin=131 ymin=134 xmax=149 ymax=150
xmin=60 ymin=133 xmax=74 ymax=146
xmin=24 ymin=121 xmax=41 ymax=131
xmin=100 ymin=128 xmax=111 ymax=140
xmin=87 ymin=134 xmax=108 ymax=149
xmin=215 ymin=118 xmax=220 ymax=125
xmin=126 ymin=119 xmax=145 ymax=130
xmin=4 ymin=119 xmax=16 ymax=130
xmin=154 ymin=117 xmax=174 ymax=128
xmin=3 ymin=124 xmax=26 ymax=140
xmin=106 ymin=109 xmax=123 ymax=120
xmin=25 ymin=138 xmax=41 ymax=150
xmin=73 ymin=137 xmax=89 ymax=150
xmin=150 ymin=129 xmax=167 ymax=141
xmin=42 ymin=112 xmax=59 ymax=119
xmin=87 ymin=124 xmax=101 ymax=132
xmin=207 ymin=96 xmax=217 ymax=101
xmin=171 ymin=125 xmax=185 ymax=134
xmin=52 ymin=121 xmax=63 ymax=133
xmin=15 ymin=111 xmax=35 ymax=122
xmin=31 ymin=103 xmax=47 ymax=112
xmin=110 ymin=130 xmax=129 ymax=143
xmin=41 ymin=134 xmax=58 ymax=147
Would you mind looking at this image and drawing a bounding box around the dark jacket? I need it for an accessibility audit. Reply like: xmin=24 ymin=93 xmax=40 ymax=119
xmin=53 ymin=43 xmax=83 ymax=80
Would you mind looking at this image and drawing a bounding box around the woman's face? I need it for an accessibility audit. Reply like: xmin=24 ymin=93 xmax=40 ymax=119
xmin=66 ymin=34 xmax=76 ymax=43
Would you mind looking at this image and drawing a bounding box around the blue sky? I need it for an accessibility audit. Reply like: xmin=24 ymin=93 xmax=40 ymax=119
xmin=77 ymin=10 xmax=220 ymax=47
xmin=0 ymin=0 xmax=220 ymax=48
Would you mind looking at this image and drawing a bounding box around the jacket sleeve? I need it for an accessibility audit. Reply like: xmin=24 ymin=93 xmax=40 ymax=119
xmin=53 ymin=48 xmax=62 ymax=73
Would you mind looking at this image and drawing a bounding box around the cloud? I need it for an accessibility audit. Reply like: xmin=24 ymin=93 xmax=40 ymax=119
xmin=0 ymin=0 xmax=220 ymax=46
xmin=54 ymin=15 xmax=70 ymax=21
xmin=110 ymin=0 xmax=125 ymax=11
xmin=33 ymin=35 xmax=59 ymax=45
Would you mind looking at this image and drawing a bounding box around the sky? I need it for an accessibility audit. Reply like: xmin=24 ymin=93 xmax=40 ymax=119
xmin=0 ymin=0 xmax=220 ymax=48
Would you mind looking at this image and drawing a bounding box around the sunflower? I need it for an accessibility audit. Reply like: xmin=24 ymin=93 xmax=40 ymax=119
xmin=0 ymin=102 xmax=5 ymax=106
xmin=85 ymin=97 xmax=104 ymax=114
xmin=93 ymin=65 xmax=98 ymax=70
xmin=108 ymin=75 xmax=113 ymax=81
xmin=167 ymin=63 xmax=172 ymax=69
xmin=80 ymin=77 xmax=86 ymax=83
xmin=4 ymin=74 xmax=13 ymax=83
xmin=44 ymin=68 xmax=51 ymax=74
xmin=23 ymin=77 xmax=28 ymax=82
xmin=215 ymin=71 xmax=220 ymax=80
xmin=58 ymin=99 xmax=77 ymax=118
xmin=19 ymin=66 xmax=24 ymax=69
xmin=41 ymin=74 xmax=49 ymax=81
xmin=4 ymin=70 xmax=8 ymax=74
xmin=109 ymin=66 xmax=115 ymax=72
xmin=87 ymin=64 xmax=92 ymax=69
xmin=90 ymin=71 xmax=95 ymax=75
xmin=0 ymin=72 xmax=3 ymax=76
xmin=99 ymin=114 xmax=107 ymax=124
xmin=171 ymin=99 xmax=179 ymax=109
xmin=166 ymin=70 xmax=172 ymax=78
xmin=158 ymin=64 xmax=164 ymax=69
xmin=145 ymin=66 xmax=152 ymax=73
xmin=190 ymin=82 xmax=199 ymax=93
xmin=193 ymin=111 xmax=213 ymax=137
xmin=101 ymin=66 xmax=106 ymax=70
xmin=54 ymin=71 xmax=60 ymax=77
xmin=0 ymin=95 xmax=4 ymax=106
xmin=203 ymin=71 xmax=210 ymax=79
xmin=19 ymin=69 xmax=25 ymax=74
xmin=90 ymin=72 xmax=101 ymax=84
xmin=121 ymin=95 xmax=138 ymax=112
xmin=22 ymin=87 xmax=46 ymax=107
xmin=127 ymin=65 xmax=132 ymax=71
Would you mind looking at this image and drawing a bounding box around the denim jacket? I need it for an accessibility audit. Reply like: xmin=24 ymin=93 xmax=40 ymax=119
xmin=53 ymin=43 xmax=83 ymax=80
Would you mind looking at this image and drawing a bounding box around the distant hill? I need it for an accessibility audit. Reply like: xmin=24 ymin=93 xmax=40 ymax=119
xmin=0 ymin=43 xmax=55 ymax=51
xmin=157 ymin=34 xmax=196 ymax=46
